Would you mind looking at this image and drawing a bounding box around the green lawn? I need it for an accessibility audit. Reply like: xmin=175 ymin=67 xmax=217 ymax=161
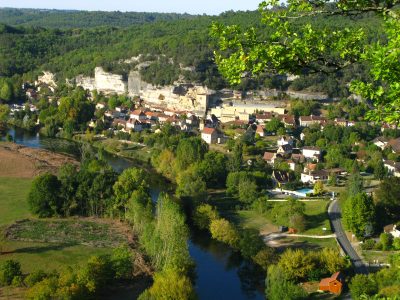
xmin=302 ymin=201 xmax=332 ymax=235
xmin=0 ymin=240 xmax=112 ymax=273
xmin=0 ymin=177 xmax=32 ymax=226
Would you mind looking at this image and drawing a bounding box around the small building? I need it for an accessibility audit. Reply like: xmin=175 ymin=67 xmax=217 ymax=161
xmin=256 ymin=125 xmax=266 ymax=137
xmin=277 ymin=144 xmax=293 ymax=156
xmin=130 ymin=110 xmax=147 ymax=121
xmin=384 ymin=224 xmax=400 ymax=238
xmin=302 ymin=146 xmax=321 ymax=161
xmin=263 ymin=152 xmax=276 ymax=164
xmin=319 ymin=272 xmax=344 ymax=295
xmin=388 ymin=138 xmax=400 ymax=153
xmin=277 ymin=136 xmax=294 ymax=147
xmin=201 ymin=127 xmax=219 ymax=144
xmin=96 ymin=102 xmax=107 ymax=110
xmin=384 ymin=160 xmax=400 ymax=177
xmin=301 ymin=170 xmax=329 ymax=184
xmin=299 ymin=115 xmax=327 ymax=127
xmin=373 ymin=136 xmax=389 ymax=150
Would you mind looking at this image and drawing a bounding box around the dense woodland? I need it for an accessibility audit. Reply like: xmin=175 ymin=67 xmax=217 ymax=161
xmin=0 ymin=8 xmax=386 ymax=97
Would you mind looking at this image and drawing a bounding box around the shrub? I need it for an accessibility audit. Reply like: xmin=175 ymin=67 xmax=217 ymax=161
xmin=361 ymin=239 xmax=376 ymax=250
xmin=25 ymin=270 xmax=48 ymax=287
xmin=193 ymin=204 xmax=219 ymax=230
xmin=380 ymin=233 xmax=393 ymax=251
xmin=393 ymin=238 xmax=400 ymax=250
xmin=0 ymin=260 xmax=22 ymax=286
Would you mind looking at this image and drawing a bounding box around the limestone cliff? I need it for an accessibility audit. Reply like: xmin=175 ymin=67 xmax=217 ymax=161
xmin=76 ymin=67 xmax=127 ymax=95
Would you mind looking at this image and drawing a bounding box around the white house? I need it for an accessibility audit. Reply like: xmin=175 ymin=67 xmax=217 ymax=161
xmin=302 ymin=146 xmax=321 ymax=161
xmin=96 ymin=102 xmax=107 ymax=110
xmin=277 ymin=136 xmax=294 ymax=147
xmin=384 ymin=160 xmax=400 ymax=177
xmin=301 ymin=170 xmax=329 ymax=184
xmin=126 ymin=119 xmax=143 ymax=132
xmin=256 ymin=125 xmax=266 ymax=137
xmin=201 ymin=127 xmax=219 ymax=144
xmin=384 ymin=224 xmax=400 ymax=238
xmin=373 ymin=137 xmax=389 ymax=150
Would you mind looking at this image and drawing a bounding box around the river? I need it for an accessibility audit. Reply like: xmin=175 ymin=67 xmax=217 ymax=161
xmin=2 ymin=127 xmax=265 ymax=300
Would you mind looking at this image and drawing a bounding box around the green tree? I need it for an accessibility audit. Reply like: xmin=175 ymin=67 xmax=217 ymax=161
xmin=0 ymin=104 xmax=10 ymax=130
xmin=374 ymin=177 xmax=400 ymax=221
xmin=0 ymin=82 xmax=13 ymax=101
xmin=374 ymin=160 xmax=386 ymax=180
xmin=313 ymin=180 xmax=325 ymax=196
xmin=139 ymin=269 xmax=196 ymax=300
xmin=28 ymin=173 xmax=61 ymax=217
xmin=209 ymin=218 xmax=239 ymax=248
xmin=380 ymin=232 xmax=393 ymax=251
xmin=193 ymin=204 xmax=219 ymax=230
xmin=266 ymin=265 xmax=307 ymax=300
xmin=175 ymin=137 xmax=208 ymax=170
xmin=113 ymin=168 xmax=149 ymax=218
xmin=349 ymin=274 xmax=378 ymax=299
xmin=277 ymin=249 xmax=314 ymax=282
xmin=126 ymin=189 xmax=153 ymax=235
xmin=0 ymin=260 xmax=22 ymax=286
xmin=343 ymin=193 xmax=376 ymax=238
xmin=265 ymin=118 xmax=284 ymax=133
xmin=110 ymin=245 xmax=134 ymax=280
xmin=196 ymin=151 xmax=227 ymax=188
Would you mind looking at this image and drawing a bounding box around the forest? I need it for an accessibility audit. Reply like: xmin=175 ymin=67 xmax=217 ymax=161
xmin=0 ymin=8 xmax=386 ymax=96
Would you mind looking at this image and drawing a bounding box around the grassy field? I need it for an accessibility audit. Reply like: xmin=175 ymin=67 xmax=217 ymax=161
xmin=302 ymin=201 xmax=332 ymax=235
xmin=0 ymin=177 xmax=32 ymax=227
xmin=0 ymin=175 xmax=116 ymax=274
xmin=94 ymin=138 xmax=151 ymax=163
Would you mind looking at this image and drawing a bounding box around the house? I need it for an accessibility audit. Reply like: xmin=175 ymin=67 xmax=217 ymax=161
xmin=104 ymin=110 xmax=120 ymax=119
xmin=256 ymin=112 xmax=274 ymax=124
xmin=145 ymin=111 xmax=160 ymax=121
xmin=334 ymin=118 xmax=348 ymax=127
xmin=277 ymin=114 xmax=296 ymax=128
xmin=277 ymin=136 xmax=294 ymax=147
xmin=388 ymin=138 xmax=400 ymax=153
xmin=130 ymin=110 xmax=147 ymax=121
xmin=287 ymin=159 xmax=296 ymax=171
xmin=301 ymin=170 xmax=329 ymax=184
xmin=112 ymin=118 xmax=127 ymax=131
xmin=277 ymin=144 xmax=293 ymax=156
xmin=299 ymin=115 xmax=327 ymax=127
xmin=384 ymin=160 xmax=400 ymax=177
xmin=26 ymin=89 xmax=37 ymax=100
xmin=126 ymin=119 xmax=143 ymax=132
xmin=373 ymin=136 xmax=389 ymax=150
xmin=319 ymin=272 xmax=344 ymax=295
xmin=291 ymin=153 xmax=305 ymax=163
xmin=384 ymin=224 xmax=400 ymax=238
xmin=263 ymin=152 xmax=276 ymax=164
xmin=256 ymin=125 xmax=266 ymax=137
xmin=302 ymin=146 xmax=321 ymax=161
xmin=201 ymin=127 xmax=219 ymax=144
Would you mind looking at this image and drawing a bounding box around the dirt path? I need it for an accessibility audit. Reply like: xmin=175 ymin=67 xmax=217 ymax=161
xmin=0 ymin=142 xmax=78 ymax=178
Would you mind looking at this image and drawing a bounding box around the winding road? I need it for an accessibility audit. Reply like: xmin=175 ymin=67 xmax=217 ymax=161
xmin=328 ymin=200 xmax=369 ymax=274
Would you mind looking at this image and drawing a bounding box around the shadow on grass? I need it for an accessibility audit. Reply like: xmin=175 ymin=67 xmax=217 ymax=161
xmin=306 ymin=211 xmax=330 ymax=232
xmin=1 ymin=243 xmax=77 ymax=255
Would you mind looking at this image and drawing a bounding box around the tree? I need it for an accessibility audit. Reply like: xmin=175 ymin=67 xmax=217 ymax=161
xmin=343 ymin=193 xmax=376 ymax=238
xmin=0 ymin=104 xmax=10 ymax=130
xmin=380 ymin=233 xmax=393 ymax=251
xmin=113 ymin=168 xmax=149 ymax=217
xmin=196 ymin=151 xmax=227 ymax=188
xmin=374 ymin=177 xmax=400 ymax=221
xmin=0 ymin=260 xmax=22 ymax=286
xmin=238 ymin=229 xmax=265 ymax=259
xmin=238 ymin=177 xmax=258 ymax=205
xmin=28 ymin=173 xmax=62 ymax=217
xmin=193 ymin=204 xmax=219 ymax=230
xmin=58 ymin=163 xmax=78 ymax=216
xmin=126 ymin=189 xmax=153 ymax=235
xmin=212 ymin=0 xmax=400 ymax=124
xmin=0 ymin=82 xmax=13 ymax=102
xmin=277 ymin=249 xmax=314 ymax=282
xmin=176 ymin=167 xmax=207 ymax=202
xmin=313 ymin=180 xmax=325 ymax=196
xmin=265 ymin=118 xmax=284 ymax=133
xmin=110 ymin=245 xmax=134 ymax=280
xmin=209 ymin=218 xmax=239 ymax=248
xmin=349 ymin=274 xmax=378 ymax=299
xmin=227 ymin=140 xmax=243 ymax=172
xmin=319 ymin=248 xmax=347 ymax=274
xmin=266 ymin=265 xmax=307 ymax=300
xmin=175 ymin=137 xmax=208 ymax=170
xmin=374 ymin=160 xmax=386 ymax=180
xmin=139 ymin=269 xmax=196 ymax=300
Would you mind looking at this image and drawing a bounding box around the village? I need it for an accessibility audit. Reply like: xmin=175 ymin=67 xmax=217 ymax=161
xmin=3 ymin=68 xmax=400 ymax=298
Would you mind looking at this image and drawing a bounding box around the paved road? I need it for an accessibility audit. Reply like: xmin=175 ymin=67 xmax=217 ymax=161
xmin=328 ymin=200 xmax=369 ymax=274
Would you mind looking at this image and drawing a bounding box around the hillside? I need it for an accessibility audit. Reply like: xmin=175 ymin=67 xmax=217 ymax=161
xmin=0 ymin=9 xmax=385 ymax=95
xmin=0 ymin=8 xmax=195 ymax=28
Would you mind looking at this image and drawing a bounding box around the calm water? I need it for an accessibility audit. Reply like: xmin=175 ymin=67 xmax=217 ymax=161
xmin=3 ymin=127 xmax=265 ymax=300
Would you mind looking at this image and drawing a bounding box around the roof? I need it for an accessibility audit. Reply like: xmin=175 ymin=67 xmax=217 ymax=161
xmin=302 ymin=146 xmax=321 ymax=151
xmin=130 ymin=109 xmax=145 ymax=116
xmin=256 ymin=125 xmax=265 ymax=133
xmin=388 ymin=138 xmax=400 ymax=152
xmin=331 ymin=272 xmax=342 ymax=280
xmin=202 ymin=127 xmax=216 ymax=135
xmin=384 ymin=224 xmax=395 ymax=233
xmin=263 ymin=152 xmax=275 ymax=161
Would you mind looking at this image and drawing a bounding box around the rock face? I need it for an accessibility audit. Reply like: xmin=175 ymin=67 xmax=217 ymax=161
xmin=77 ymin=68 xmax=213 ymax=115
xmin=76 ymin=67 xmax=127 ymax=94
xmin=37 ymin=71 xmax=57 ymax=87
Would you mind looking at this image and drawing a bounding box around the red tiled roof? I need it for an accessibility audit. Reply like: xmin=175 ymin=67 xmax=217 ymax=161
xmin=263 ymin=152 xmax=275 ymax=161
xmin=202 ymin=127 xmax=216 ymax=135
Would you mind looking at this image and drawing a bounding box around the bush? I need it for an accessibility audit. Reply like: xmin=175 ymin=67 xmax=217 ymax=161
xmin=393 ymin=238 xmax=400 ymax=250
xmin=11 ymin=275 xmax=24 ymax=287
xmin=110 ymin=245 xmax=134 ymax=280
xmin=193 ymin=204 xmax=219 ymax=230
xmin=361 ymin=239 xmax=376 ymax=250
xmin=25 ymin=270 xmax=48 ymax=287
xmin=0 ymin=260 xmax=22 ymax=286
xmin=380 ymin=233 xmax=393 ymax=251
